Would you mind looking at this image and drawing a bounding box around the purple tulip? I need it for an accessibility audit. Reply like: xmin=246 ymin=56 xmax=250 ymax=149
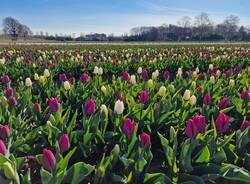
xmin=141 ymin=69 xmax=148 ymax=79
xmin=59 ymin=134 xmax=70 ymax=153
xmin=80 ymin=73 xmax=89 ymax=83
xmin=241 ymin=90 xmax=249 ymax=101
xmin=193 ymin=115 xmax=206 ymax=133
xmin=85 ymin=99 xmax=95 ymax=115
xmin=0 ymin=140 xmax=7 ymax=155
xmin=139 ymin=90 xmax=149 ymax=104
xmin=8 ymin=96 xmax=17 ymax=107
xmin=203 ymin=93 xmax=212 ymax=105
xmin=123 ymin=118 xmax=136 ymax=137
xmin=241 ymin=120 xmax=250 ymax=131
xmin=224 ymin=69 xmax=232 ymax=78
xmin=139 ymin=132 xmax=151 ymax=149
xmin=185 ymin=119 xmax=198 ymax=139
xmin=2 ymin=75 xmax=10 ymax=84
xmin=216 ymin=112 xmax=230 ymax=134
xmin=5 ymin=87 xmax=13 ymax=98
xmin=49 ymin=97 xmax=60 ymax=113
xmin=59 ymin=73 xmax=67 ymax=81
xmin=163 ymin=70 xmax=170 ymax=79
xmin=198 ymin=73 xmax=204 ymax=80
xmin=218 ymin=97 xmax=229 ymax=109
xmin=42 ymin=149 xmax=56 ymax=172
xmin=0 ymin=125 xmax=10 ymax=140
xmin=234 ymin=66 xmax=241 ymax=73
xmin=122 ymin=72 xmax=129 ymax=81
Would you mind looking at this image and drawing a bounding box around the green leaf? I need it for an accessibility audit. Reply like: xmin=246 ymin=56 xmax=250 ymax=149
xmin=194 ymin=146 xmax=210 ymax=163
xmin=63 ymin=162 xmax=94 ymax=184
xmin=40 ymin=168 xmax=53 ymax=184
xmin=144 ymin=173 xmax=172 ymax=184
xmin=57 ymin=147 xmax=76 ymax=172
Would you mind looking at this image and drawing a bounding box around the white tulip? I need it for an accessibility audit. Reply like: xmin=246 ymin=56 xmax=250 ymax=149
xmin=98 ymin=67 xmax=103 ymax=75
xmin=43 ymin=69 xmax=50 ymax=78
xmin=130 ymin=75 xmax=136 ymax=85
xmin=25 ymin=77 xmax=32 ymax=87
xmin=183 ymin=90 xmax=191 ymax=100
xmin=158 ymin=86 xmax=166 ymax=97
xmin=64 ymin=81 xmax=71 ymax=91
xmin=190 ymin=95 xmax=197 ymax=105
xmin=93 ymin=66 xmax=99 ymax=74
xmin=137 ymin=67 xmax=142 ymax=74
xmin=100 ymin=104 xmax=108 ymax=117
xmin=114 ymin=100 xmax=124 ymax=115
xmin=210 ymin=76 xmax=215 ymax=83
xmin=229 ymin=79 xmax=235 ymax=87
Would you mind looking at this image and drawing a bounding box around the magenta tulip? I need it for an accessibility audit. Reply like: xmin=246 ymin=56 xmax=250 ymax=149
xmin=224 ymin=69 xmax=232 ymax=78
xmin=141 ymin=69 xmax=148 ymax=79
xmin=85 ymin=99 xmax=95 ymax=115
xmin=59 ymin=73 xmax=67 ymax=81
xmin=49 ymin=97 xmax=60 ymax=113
xmin=185 ymin=119 xmax=198 ymax=139
xmin=59 ymin=134 xmax=70 ymax=153
xmin=193 ymin=115 xmax=206 ymax=133
xmin=139 ymin=90 xmax=149 ymax=104
xmin=42 ymin=149 xmax=56 ymax=172
xmin=218 ymin=97 xmax=229 ymax=109
xmin=216 ymin=112 xmax=230 ymax=134
xmin=241 ymin=90 xmax=249 ymax=101
xmin=0 ymin=140 xmax=7 ymax=155
xmin=122 ymin=72 xmax=129 ymax=81
xmin=80 ymin=73 xmax=89 ymax=83
xmin=139 ymin=132 xmax=151 ymax=149
xmin=163 ymin=70 xmax=170 ymax=79
xmin=8 ymin=96 xmax=17 ymax=107
xmin=2 ymin=74 xmax=10 ymax=84
xmin=241 ymin=120 xmax=250 ymax=131
xmin=123 ymin=118 xmax=136 ymax=137
xmin=0 ymin=125 xmax=10 ymax=140
xmin=5 ymin=87 xmax=13 ymax=98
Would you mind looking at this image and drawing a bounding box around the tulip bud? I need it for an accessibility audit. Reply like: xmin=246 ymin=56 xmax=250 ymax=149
xmin=100 ymin=104 xmax=108 ymax=117
xmin=101 ymin=86 xmax=107 ymax=94
xmin=48 ymin=97 xmax=60 ymax=113
xmin=147 ymin=79 xmax=154 ymax=88
xmin=141 ymin=69 xmax=148 ymax=79
xmin=63 ymin=81 xmax=71 ymax=91
xmin=5 ymin=88 xmax=13 ymax=98
xmin=229 ymin=79 xmax=235 ymax=87
xmin=0 ymin=139 xmax=7 ymax=155
xmin=2 ymin=75 xmax=10 ymax=84
xmin=130 ymin=75 xmax=136 ymax=85
xmin=25 ymin=78 xmax=32 ymax=87
xmin=216 ymin=112 xmax=230 ymax=134
xmin=203 ymin=93 xmax=212 ymax=106
xmin=193 ymin=115 xmax=206 ymax=133
xmin=0 ymin=125 xmax=10 ymax=140
xmin=158 ymin=86 xmax=166 ymax=97
xmin=3 ymin=162 xmax=15 ymax=180
xmin=241 ymin=120 xmax=250 ymax=131
xmin=39 ymin=76 xmax=46 ymax=85
xmin=139 ymin=90 xmax=149 ymax=104
xmin=122 ymin=72 xmax=129 ymax=81
xmin=189 ymin=95 xmax=197 ymax=105
xmin=169 ymin=84 xmax=175 ymax=93
xmin=177 ymin=68 xmax=183 ymax=78
xmin=123 ymin=118 xmax=136 ymax=137
xmin=80 ymin=73 xmax=89 ymax=83
xmin=34 ymin=73 xmax=39 ymax=80
xmin=43 ymin=69 xmax=50 ymax=78
xmin=137 ymin=67 xmax=142 ymax=74
xmin=218 ymin=97 xmax=229 ymax=109
xmin=93 ymin=66 xmax=99 ymax=74
xmin=42 ymin=149 xmax=56 ymax=172
xmin=59 ymin=73 xmax=67 ymax=81
xmin=163 ymin=70 xmax=170 ymax=79
xmin=8 ymin=96 xmax=17 ymax=107
xmin=241 ymin=90 xmax=249 ymax=101
xmin=152 ymin=72 xmax=158 ymax=80
xmin=139 ymin=132 xmax=151 ymax=150
xmin=85 ymin=99 xmax=95 ymax=115
xmin=193 ymin=71 xmax=198 ymax=78
xmin=114 ymin=100 xmax=124 ymax=115
xmin=98 ymin=67 xmax=103 ymax=75
xmin=183 ymin=90 xmax=191 ymax=101
xmin=59 ymin=134 xmax=70 ymax=153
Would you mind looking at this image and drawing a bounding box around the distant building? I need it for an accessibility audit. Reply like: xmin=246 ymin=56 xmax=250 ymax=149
xmin=85 ymin=33 xmax=107 ymax=41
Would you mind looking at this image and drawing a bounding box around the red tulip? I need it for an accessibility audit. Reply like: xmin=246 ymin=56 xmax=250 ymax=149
xmin=185 ymin=119 xmax=198 ymax=139
xmin=80 ymin=73 xmax=89 ymax=83
xmin=0 ymin=140 xmax=7 ymax=155
xmin=122 ymin=72 xmax=129 ymax=81
xmin=193 ymin=115 xmax=206 ymax=133
xmin=42 ymin=149 xmax=56 ymax=172
xmin=218 ymin=97 xmax=229 ymax=109
xmin=85 ymin=99 xmax=95 ymax=115
xmin=59 ymin=73 xmax=67 ymax=81
xmin=69 ymin=77 xmax=75 ymax=83
xmin=216 ymin=112 xmax=230 ymax=134
xmin=203 ymin=93 xmax=212 ymax=105
xmin=2 ymin=75 xmax=10 ymax=84
xmin=139 ymin=132 xmax=151 ymax=149
xmin=123 ymin=118 xmax=136 ymax=137
xmin=59 ymin=134 xmax=70 ymax=153
xmin=8 ymin=96 xmax=17 ymax=107
xmin=241 ymin=120 xmax=250 ymax=131
xmin=196 ymin=86 xmax=202 ymax=93
xmin=119 ymin=96 xmax=126 ymax=103
xmin=5 ymin=87 xmax=13 ymax=98
xmin=48 ymin=98 xmax=60 ymax=113
xmin=241 ymin=90 xmax=249 ymax=101
xmin=0 ymin=125 xmax=10 ymax=140
xmin=139 ymin=90 xmax=149 ymax=104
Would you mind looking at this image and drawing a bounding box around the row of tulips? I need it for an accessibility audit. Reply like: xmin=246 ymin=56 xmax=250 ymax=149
xmin=0 ymin=46 xmax=249 ymax=184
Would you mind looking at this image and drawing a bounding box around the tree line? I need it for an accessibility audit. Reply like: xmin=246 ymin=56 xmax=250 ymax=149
xmin=1 ymin=13 xmax=250 ymax=42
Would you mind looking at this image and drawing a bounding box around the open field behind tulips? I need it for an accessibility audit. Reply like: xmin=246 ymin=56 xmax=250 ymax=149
xmin=0 ymin=45 xmax=249 ymax=184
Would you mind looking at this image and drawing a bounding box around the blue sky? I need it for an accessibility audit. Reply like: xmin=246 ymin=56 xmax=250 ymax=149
xmin=0 ymin=0 xmax=249 ymax=36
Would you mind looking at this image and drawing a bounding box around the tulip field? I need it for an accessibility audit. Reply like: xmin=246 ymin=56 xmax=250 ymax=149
xmin=0 ymin=44 xmax=250 ymax=184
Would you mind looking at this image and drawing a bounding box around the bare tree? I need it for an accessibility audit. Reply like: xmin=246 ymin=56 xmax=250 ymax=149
xmin=178 ymin=16 xmax=192 ymax=28
xmin=194 ymin=13 xmax=213 ymax=40
xmin=2 ymin=17 xmax=21 ymax=40
xmin=222 ymin=15 xmax=240 ymax=40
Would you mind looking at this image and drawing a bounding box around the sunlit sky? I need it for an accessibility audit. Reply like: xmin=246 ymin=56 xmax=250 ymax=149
xmin=0 ymin=0 xmax=249 ymax=36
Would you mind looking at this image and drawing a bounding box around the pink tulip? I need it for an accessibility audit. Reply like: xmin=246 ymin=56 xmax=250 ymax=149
xmin=218 ymin=97 xmax=229 ymax=109
xmin=48 ymin=97 xmax=60 ymax=113
xmin=241 ymin=120 xmax=250 ymax=131
xmin=0 ymin=125 xmax=10 ymax=140
xmin=139 ymin=90 xmax=149 ymax=104
xmin=139 ymin=132 xmax=151 ymax=149
xmin=193 ymin=115 xmax=206 ymax=133
xmin=85 ymin=99 xmax=95 ymax=115
xmin=0 ymin=140 xmax=7 ymax=155
xmin=42 ymin=149 xmax=56 ymax=172
xmin=123 ymin=118 xmax=136 ymax=137
xmin=203 ymin=93 xmax=212 ymax=105
xmin=185 ymin=119 xmax=198 ymax=139
xmin=216 ymin=112 xmax=230 ymax=134
xmin=59 ymin=134 xmax=70 ymax=153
